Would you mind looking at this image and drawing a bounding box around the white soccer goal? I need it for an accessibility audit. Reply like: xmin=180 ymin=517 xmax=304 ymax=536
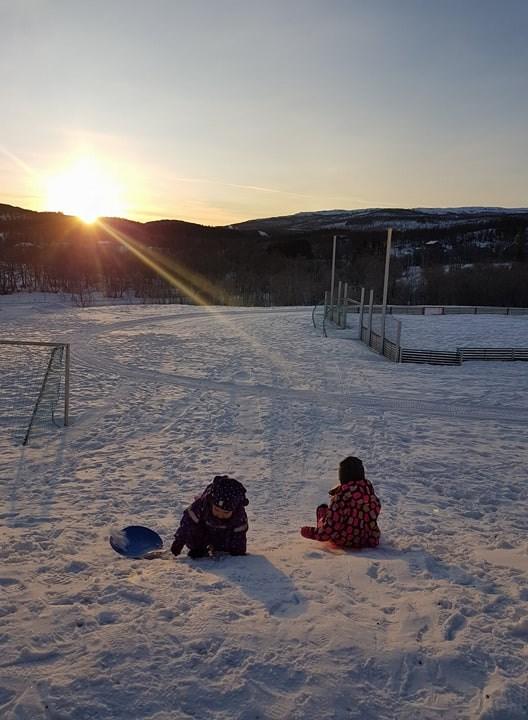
xmin=0 ymin=340 xmax=70 ymax=446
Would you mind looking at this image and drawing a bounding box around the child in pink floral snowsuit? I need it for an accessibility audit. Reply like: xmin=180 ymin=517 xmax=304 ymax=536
xmin=300 ymin=457 xmax=381 ymax=549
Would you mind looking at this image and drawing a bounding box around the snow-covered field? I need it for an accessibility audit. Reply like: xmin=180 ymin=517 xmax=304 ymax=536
xmin=1 ymin=298 xmax=528 ymax=720
xmin=396 ymin=314 xmax=528 ymax=352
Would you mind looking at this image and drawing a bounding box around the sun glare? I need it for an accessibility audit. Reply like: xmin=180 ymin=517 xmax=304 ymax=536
xmin=46 ymin=157 xmax=124 ymax=223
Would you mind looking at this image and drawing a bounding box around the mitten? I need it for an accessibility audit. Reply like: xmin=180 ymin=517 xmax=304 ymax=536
xmin=188 ymin=546 xmax=208 ymax=559
xmin=171 ymin=539 xmax=184 ymax=556
xmin=300 ymin=526 xmax=316 ymax=539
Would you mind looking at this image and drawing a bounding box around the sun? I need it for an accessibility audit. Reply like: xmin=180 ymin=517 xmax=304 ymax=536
xmin=46 ymin=157 xmax=125 ymax=223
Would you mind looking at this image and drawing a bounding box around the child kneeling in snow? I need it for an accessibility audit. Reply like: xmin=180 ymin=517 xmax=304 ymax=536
xmin=300 ymin=456 xmax=381 ymax=549
xmin=171 ymin=475 xmax=249 ymax=558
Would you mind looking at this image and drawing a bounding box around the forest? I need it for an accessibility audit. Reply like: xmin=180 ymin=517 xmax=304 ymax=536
xmin=1 ymin=204 xmax=527 ymax=307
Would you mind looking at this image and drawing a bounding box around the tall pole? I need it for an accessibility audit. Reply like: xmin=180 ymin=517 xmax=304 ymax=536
xmin=382 ymin=227 xmax=392 ymax=309
xmin=64 ymin=343 xmax=70 ymax=426
xmin=330 ymin=235 xmax=337 ymax=321
xmin=380 ymin=228 xmax=393 ymax=356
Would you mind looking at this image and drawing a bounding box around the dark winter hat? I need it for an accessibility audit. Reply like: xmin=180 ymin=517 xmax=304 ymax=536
xmin=209 ymin=475 xmax=248 ymax=511
xmin=339 ymin=456 xmax=365 ymax=484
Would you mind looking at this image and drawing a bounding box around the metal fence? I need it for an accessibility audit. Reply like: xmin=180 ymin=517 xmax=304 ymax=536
xmin=358 ymin=292 xmax=402 ymax=362
xmin=312 ymin=298 xmax=328 ymax=338
xmin=458 ymin=347 xmax=528 ymax=361
xmin=363 ymin=304 xmax=528 ymax=317
xmin=400 ymin=348 xmax=461 ymax=365
xmin=400 ymin=347 xmax=528 ymax=365
xmin=325 ymin=286 xmax=528 ymax=366
xmin=329 ymin=300 xmax=528 ymax=320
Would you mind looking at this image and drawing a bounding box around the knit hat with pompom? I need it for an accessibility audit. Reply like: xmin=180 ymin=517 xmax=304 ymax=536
xmin=209 ymin=475 xmax=248 ymax=511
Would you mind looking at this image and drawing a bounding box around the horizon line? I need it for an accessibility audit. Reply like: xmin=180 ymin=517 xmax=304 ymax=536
xmin=2 ymin=200 xmax=528 ymax=229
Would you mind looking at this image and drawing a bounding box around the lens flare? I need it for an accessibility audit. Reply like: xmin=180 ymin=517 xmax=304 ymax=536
xmin=97 ymin=219 xmax=291 ymax=373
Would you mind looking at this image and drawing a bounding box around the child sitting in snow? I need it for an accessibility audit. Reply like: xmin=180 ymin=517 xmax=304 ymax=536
xmin=300 ymin=456 xmax=381 ymax=549
xmin=171 ymin=475 xmax=249 ymax=558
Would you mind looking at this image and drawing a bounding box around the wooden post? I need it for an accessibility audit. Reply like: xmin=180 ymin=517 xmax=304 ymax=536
xmin=395 ymin=319 xmax=402 ymax=362
xmin=367 ymin=289 xmax=374 ymax=347
xmin=341 ymin=282 xmax=348 ymax=327
xmin=336 ymin=280 xmax=342 ymax=325
xmin=358 ymin=287 xmax=365 ymax=340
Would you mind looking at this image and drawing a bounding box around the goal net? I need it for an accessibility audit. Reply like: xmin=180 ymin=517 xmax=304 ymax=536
xmin=0 ymin=341 xmax=70 ymax=446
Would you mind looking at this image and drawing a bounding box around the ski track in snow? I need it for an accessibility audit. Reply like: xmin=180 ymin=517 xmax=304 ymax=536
xmin=0 ymin=301 xmax=528 ymax=720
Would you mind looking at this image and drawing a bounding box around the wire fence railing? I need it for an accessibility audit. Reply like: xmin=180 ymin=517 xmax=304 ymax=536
xmin=322 ymin=285 xmax=528 ymax=365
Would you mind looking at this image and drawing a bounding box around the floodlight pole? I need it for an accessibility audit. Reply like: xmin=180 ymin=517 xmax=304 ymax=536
xmin=330 ymin=235 xmax=337 ymax=321
xmin=64 ymin=343 xmax=70 ymax=427
xmin=382 ymin=227 xmax=392 ymax=309
xmin=380 ymin=227 xmax=393 ymax=355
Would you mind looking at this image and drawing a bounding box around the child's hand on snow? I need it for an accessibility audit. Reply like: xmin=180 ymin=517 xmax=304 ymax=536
xmin=171 ymin=539 xmax=184 ymax=556
xmin=143 ymin=549 xmax=171 ymax=560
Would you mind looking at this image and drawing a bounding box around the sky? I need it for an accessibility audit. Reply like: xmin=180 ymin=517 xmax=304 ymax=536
xmin=1 ymin=0 xmax=527 ymax=225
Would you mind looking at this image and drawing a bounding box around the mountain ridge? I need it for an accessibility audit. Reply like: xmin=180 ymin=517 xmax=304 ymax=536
xmin=1 ymin=202 xmax=527 ymax=307
xmin=2 ymin=202 xmax=528 ymax=234
xmin=231 ymin=206 xmax=528 ymax=234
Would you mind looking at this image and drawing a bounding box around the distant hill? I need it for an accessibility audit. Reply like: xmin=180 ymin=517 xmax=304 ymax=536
xmin=231 ymin=207 xmax=528 ymax=234
xmin=1 ymin=202 xmax=527 ymax=306
xmin=0 ymin=203 xmax=38 ymax=219
xmin=2 ymin=202 xmax=527 ymax=238
xmin=0 ymin=204 xmax=260 ymax=251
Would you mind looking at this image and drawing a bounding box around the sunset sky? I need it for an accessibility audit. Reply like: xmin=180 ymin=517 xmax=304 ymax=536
xmin=1 ymin=0 xmax=527 ymax=226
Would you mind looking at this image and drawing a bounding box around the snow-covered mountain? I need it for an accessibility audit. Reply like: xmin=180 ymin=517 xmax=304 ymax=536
xmin=232 ymin=207 xmax=528 ymax=234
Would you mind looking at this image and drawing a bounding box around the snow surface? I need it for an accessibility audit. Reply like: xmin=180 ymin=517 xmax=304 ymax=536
xmin=1 ymin=298 xmax=528 ymax=720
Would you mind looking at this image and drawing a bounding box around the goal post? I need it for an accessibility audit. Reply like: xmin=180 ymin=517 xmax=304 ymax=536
xmin=0 ymin=340 xmax=70 ymax=446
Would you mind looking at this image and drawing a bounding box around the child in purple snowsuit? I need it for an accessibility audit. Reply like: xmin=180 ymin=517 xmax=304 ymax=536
xmin=171 ymin=475 xmax=249 ymax=558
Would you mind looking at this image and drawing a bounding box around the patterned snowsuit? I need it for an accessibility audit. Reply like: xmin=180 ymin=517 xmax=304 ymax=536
xmin=171 ymin=485 xmax=248 ymax=556
xmin=301 ymin=478 xmax=381 ymax=548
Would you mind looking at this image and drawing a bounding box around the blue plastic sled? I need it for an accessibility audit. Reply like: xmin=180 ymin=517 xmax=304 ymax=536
xmin=110 ymin=525 xmax=163 ymax=558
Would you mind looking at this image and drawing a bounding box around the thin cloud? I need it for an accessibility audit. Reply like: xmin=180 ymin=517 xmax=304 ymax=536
xmin=0 ymin=145 xmax=37 ymax=177
xmin=169 ymin=173 xmax=314 ymax=199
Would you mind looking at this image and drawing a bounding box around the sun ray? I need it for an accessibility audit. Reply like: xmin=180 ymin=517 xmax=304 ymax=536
xmin=97 ymin=220 xmax=294 ymax=373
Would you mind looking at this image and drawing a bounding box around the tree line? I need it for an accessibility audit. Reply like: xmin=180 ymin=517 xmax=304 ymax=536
xmin=0 ymin=204 xmax=527 ymax=307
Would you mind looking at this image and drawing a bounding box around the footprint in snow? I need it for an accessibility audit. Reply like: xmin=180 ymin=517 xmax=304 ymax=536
xmin=367 ymin=563 xmax=379 ymax=579
xmin=0 ymin=578 xmax=20 ymax=588
xmin=443 ymin=612 xmax=466 ymax=640
xmin=64 ymin=561 xmax=89 ymax=574
xmin=97 ymin=611 xmax=120 ymax=625
xmin=267 ymin=592 xmax=305 ymax=617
